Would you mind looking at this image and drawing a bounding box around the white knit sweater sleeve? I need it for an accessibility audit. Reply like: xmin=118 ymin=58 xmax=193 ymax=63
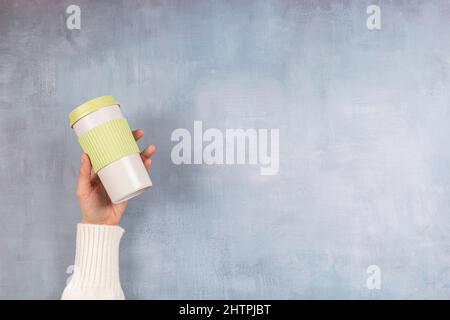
xmin=61 ymin=223 xmax=125 ymax=300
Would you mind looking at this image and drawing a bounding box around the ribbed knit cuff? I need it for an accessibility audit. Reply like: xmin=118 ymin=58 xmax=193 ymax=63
xmin=63 ymin=223 xmax=125 ymax=299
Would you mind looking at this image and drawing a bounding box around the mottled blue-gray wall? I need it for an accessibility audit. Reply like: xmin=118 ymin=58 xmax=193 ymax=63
xmin=1 ymin=0 xmax=450 ymax=299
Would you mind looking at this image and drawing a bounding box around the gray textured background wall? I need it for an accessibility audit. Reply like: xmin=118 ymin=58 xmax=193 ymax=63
xmin=1 ymin=0 xmax=450 ymax=299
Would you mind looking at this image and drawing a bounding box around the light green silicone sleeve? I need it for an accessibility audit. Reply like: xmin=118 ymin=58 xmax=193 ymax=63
xmin=78 ymin=118 xmax=140 ymax=173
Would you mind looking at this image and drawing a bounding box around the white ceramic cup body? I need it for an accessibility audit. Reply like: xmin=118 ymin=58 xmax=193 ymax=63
xmin=73 ymin=105 xmax=152 ymax=204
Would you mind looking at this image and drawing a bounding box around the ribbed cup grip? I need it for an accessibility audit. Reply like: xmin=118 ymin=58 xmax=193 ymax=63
xmin=78 ymin=118 xmax=140 ymax=172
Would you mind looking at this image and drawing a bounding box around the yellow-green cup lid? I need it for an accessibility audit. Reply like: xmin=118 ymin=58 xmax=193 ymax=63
xmin=69 ymin=95 xmax=119 ymax=127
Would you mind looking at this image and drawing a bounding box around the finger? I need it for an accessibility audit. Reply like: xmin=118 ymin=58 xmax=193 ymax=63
xmin=140 ymin=144 xmax=156 ymax=159
xmin=132 ymin=129 xmax=144 ymax=141
xmin=76 ymin=154 xmax=92 ymax=198
xmin=144 ymin=158 xmax=152 ymax=170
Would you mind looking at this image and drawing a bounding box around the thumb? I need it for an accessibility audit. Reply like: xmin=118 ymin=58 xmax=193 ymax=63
xmin=76 ymin=153 xmax=92 ymax=198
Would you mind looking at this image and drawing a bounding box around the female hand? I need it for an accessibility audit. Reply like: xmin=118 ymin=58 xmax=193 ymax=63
xmin=76 ymin=129 xmax=155 ymax=225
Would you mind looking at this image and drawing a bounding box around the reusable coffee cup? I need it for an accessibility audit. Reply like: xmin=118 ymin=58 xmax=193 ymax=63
xmin=69 ymin=95 xmax=152 ymax=204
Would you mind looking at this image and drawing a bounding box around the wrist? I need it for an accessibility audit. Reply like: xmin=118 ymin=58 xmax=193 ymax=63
xmin=81 ymin=218 xmax=119 ymax=226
